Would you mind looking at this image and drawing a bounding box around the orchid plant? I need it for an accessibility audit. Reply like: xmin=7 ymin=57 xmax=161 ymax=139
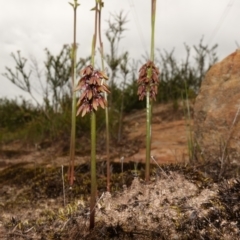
xmin=137 ymin=0 xmax=159 ymax=182
xmin=68 ymin=0 xmax=80 ymax=187
xmin=75 ymin=0 xmax=110 ymax=230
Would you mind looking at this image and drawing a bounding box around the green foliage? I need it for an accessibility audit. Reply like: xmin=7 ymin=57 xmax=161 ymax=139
xmin=1 ymin=8 xmax=218 ymax=145
xmin=156 ymin=38 xmax=218 ymax=103
xmin=0 ymin=98 xmax=34 ymax=130
xmin=44 ymin=45 xmax=72 ymax=111
xmin=0 ymin=94 xmax=109 ymax=147
xmin=105 ymin=11 xmax=128 ymax=107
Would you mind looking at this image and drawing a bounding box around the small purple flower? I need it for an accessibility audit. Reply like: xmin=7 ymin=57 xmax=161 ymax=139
xmin=75 ymin=65 xmax=110 ymax=117
xmin=137 ymin=61 xmax=160 ymax=101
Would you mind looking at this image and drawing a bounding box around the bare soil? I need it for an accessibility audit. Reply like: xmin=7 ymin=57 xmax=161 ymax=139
xmin=0 ymin=103 xmax=239 ymax=239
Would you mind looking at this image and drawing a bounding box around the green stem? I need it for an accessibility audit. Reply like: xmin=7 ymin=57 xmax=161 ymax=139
xmin=105 ymin=92 xmax=110 ymax=191
xmin=68 ymin=0 xmax=78 ymax=186
xmin=89 ymin=1 xmax=98 ymax=230
xmin=145 ymin=89 xmax=152 ymax=182
xmin=118 ymin=73 xmax=126 ymax=142
xmin=145 ymin=0 xmax=156 ymax=182
xmin=151 ymin=0 xmax=156 ymax=62
xmin=90 ymin=111 xmax=96 ymax=229
xmin=91 ymin=2 xmax=98 ymax=66
xmin=98 ymin=1 xmax=111 ymax=192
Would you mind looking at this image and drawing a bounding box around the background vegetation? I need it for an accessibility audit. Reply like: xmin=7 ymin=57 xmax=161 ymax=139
xmin=0 ymin=12 xmax=218 ymax=147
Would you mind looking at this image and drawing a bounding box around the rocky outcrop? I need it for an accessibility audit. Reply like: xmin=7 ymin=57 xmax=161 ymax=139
xmin=194 ymin=49 xmax=240 ymax=167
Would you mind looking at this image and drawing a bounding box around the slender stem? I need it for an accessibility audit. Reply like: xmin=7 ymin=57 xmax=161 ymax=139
xmin=90 ymin=111 xmax=97 ymax=229
xmin=105 ymin=94 xmax=110 ymax=192
xmin=68 ymin=0 xmax=78 ymax=186
xmin=145 ymin=0 xmax=157 ymax=182
xmin=91 ymin=2 xmax=98 ymax=66
xmin=151 ymin=0 xmax=156 ymax=61
xmin=62 ymin=165 xmax=66 ymax=206
xmin=89 ymin=1 xmax=98 ymax=230
xmin=145 ymin=89 xmax=151 ymax=182
xmin=118 ymin=73 xmax=127 ymax=143
xmin=98 ymin=1 xmax=111 ymax=192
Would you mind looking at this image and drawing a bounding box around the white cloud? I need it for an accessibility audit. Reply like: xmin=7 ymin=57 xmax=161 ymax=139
xmin=1 ymin=0 xmax=239 ymax=101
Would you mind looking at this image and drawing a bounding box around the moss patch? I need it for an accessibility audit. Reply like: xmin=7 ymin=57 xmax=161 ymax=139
xmin=1 ymin=162 xmax=240 ymax=239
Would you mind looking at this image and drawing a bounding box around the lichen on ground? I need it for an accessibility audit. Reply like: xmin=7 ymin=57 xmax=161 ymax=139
xmin=0 ymin=162 xmax=240 ymax=240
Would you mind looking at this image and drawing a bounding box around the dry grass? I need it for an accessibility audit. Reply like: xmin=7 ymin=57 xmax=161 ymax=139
xmin=0 ymin=162 xmax=239 ymax=240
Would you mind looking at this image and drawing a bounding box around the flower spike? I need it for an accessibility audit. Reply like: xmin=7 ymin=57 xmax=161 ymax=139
xmin=137 ymin=60 xmax=160 ymax=101
xmin=76 ymin=65 xmax=110 ymax=117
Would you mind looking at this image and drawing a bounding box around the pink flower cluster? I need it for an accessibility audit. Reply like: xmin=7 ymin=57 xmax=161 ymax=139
xmin=137 ymin=61 xmax=160 ymax=101
xmin=76 ymin=65 xmax=110 ymax=117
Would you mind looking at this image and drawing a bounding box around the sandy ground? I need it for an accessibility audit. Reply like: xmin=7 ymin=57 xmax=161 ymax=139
xmin=3 ymin=103 xmax=239 ymax=239
xmin=0 ymin=103 xmax=192 ymax=171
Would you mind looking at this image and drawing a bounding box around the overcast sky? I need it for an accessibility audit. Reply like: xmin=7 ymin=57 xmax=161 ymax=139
xmin=0 ymin=0 xmax=239 ymax=101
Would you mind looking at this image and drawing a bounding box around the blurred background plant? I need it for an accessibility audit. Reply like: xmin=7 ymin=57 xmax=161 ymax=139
xmin=1 ymin=10 xmax=218 ymax=149
xmin=68 ymin=0 xmax=80 ymax=187
xmin=136 ymin=0 xmax=159 ymax=182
